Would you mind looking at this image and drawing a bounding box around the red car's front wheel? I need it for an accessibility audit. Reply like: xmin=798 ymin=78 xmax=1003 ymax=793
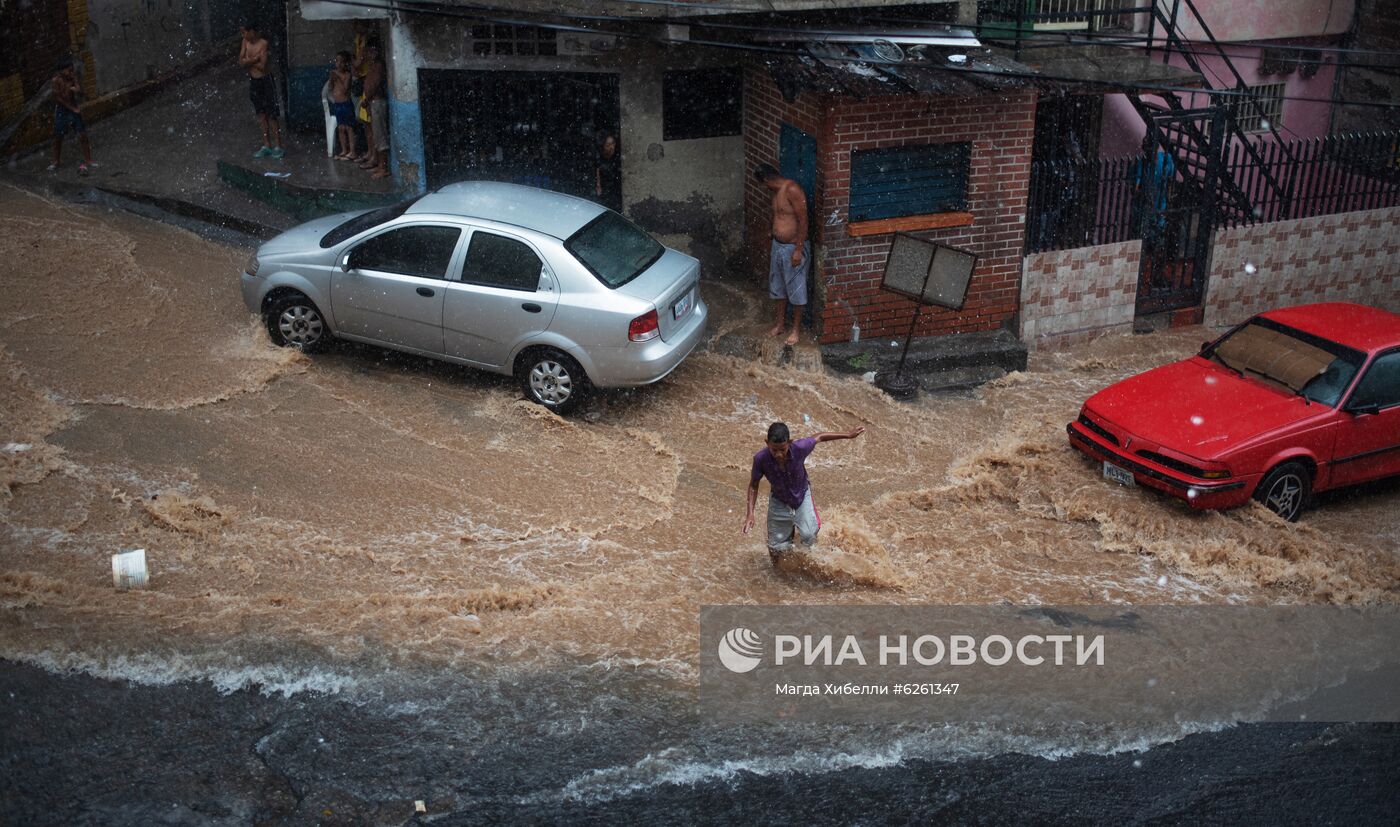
xmin=1253 ymin=461 xmax=1311 ymax=522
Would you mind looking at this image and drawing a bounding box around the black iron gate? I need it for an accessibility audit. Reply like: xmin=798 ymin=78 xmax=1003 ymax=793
xmin=1134 ymin=107 xmax=1226 ymax=315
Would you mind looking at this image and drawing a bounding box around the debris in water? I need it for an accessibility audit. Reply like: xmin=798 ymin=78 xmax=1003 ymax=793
xmin=111 ymin=549 xmax=148 ymax=590
xmin=862 ymin=371 xmax=877 ymax=383
xmin=263 ymin=172 xmax=292 ymax=179
xmin=2 ymin=443 xmax=31 ymax=452
xmin=415 ymin=800 xmax=427 ymax=813
xmin=1157 ymin=575 xmax=1168 ymax=587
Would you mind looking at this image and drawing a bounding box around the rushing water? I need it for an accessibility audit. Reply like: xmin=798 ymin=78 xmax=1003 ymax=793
xmin=2 ymin=183 xmax=1398 ymax=815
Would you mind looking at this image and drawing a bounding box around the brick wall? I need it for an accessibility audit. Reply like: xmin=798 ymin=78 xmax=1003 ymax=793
xmin=742 ymin=68 xmax=828 ymax=287
xmin=1020 ymin=240 xmax=1141 ymax=349
xmin=1204 ymin=206 xmax=1400 ymax=327
xmin=743 ymin=69 xmax=1037 ymax=344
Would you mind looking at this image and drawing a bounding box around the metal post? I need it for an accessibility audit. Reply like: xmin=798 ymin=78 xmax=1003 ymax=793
xmin=875 ymin=264 xmax=936 ymax=400
xmin=1015 ymin=0 xmax=1027 ymax=61
xmin=1146 ymin=1 xmax=1157 ymax=59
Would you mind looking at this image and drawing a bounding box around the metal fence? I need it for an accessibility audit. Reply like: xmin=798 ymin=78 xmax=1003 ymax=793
xmin=1220 ymin=131 xmax=1400 ymax=227
xmin=1026 ymin=154 xmax=1140 ymax=253
xmin=1027 ymin=130 xmax=1400 ymax=255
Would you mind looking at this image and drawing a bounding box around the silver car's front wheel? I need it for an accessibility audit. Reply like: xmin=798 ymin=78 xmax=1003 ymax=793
xmin=265 ymin=294 xmax=329 ymax=353
xmin=519 ymin=349 xmax=586 ymax=415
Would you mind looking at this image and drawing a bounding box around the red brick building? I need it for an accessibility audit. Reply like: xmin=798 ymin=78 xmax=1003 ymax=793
xmin=744 ymin=60 xmax=1038 ymax=345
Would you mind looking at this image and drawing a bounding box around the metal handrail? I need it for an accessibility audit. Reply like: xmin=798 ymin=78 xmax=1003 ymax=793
xmin=1148 ymin=0 xmax=1299 ymax=216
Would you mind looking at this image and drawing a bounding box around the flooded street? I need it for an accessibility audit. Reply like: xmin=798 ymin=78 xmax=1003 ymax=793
xmin=3 ymin=183 xmax=1399 ymax=820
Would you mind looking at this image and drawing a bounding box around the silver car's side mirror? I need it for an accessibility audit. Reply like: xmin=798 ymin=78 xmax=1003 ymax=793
xmin=340 ymin=254 xmax=352 ymax=272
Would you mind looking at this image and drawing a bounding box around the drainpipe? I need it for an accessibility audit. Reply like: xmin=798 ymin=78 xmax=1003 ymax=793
xmin=832 ymin=297 xmax=860 ymax=343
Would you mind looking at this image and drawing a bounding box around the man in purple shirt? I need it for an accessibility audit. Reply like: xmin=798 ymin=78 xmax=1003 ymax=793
xmin=744 ymin=421 xmax=866 ymax=564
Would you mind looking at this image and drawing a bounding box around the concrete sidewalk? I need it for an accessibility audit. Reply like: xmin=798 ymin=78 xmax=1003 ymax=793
xmin=3 ymin=63 xmax=396 ymax=238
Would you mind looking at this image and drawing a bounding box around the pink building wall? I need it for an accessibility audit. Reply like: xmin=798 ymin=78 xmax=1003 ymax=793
xmin=1100 ymin=45 xmax=1341 ymax=157
xmin=1171 ymin=0 xmax=1353 ymax=41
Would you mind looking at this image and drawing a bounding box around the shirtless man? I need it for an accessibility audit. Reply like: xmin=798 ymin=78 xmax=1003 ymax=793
xmin=755 ymin=163 xmax=810 ymax=346
xmin=49 ymin=57 xmax=93 ymax=174
xmin=327 ymin=51 xmax=354 ymax=160
xmin=238 ymin=22 xmax=283 ymax=159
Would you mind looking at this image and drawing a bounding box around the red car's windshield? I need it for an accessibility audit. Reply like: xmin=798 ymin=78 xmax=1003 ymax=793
xmin=1204 ymin=318 xmax=1365 ymax=407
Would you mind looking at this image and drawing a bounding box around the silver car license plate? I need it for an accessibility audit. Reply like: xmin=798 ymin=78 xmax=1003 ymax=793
xmin=1103 ymin=461 xmax=1135 ymax=487
xmin=672 ymin=291 xmax=692 ymax=320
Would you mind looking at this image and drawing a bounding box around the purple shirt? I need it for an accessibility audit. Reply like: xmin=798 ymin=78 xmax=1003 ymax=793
xmin=751 ymin=437 xmax=817 ymax=508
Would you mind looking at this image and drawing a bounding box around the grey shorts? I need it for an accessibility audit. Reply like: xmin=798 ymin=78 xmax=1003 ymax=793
xmin=767 ymin=488 xmax=819 ymax=553
xmin=769 ymin=238 xmax=811 ymax=305
xmin=370 ymin=98 xmax=389 ymax=151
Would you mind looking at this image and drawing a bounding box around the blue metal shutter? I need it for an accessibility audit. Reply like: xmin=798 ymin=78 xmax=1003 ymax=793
xmin=849 ymin=143 xmax=971 ymax=222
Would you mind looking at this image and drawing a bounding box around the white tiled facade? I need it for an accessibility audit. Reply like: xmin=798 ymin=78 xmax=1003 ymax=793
xmin=1204 ymin=206 xmax=1400 ymax=327
xmin=1020 ymin=240 xmax=1141 ymax=349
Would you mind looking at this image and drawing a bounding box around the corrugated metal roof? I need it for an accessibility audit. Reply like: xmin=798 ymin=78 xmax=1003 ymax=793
xmin=768 ymin=44 xmax=1034 ymax=101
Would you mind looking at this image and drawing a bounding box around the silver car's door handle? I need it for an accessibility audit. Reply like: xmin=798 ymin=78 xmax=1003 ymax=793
xmin=522 ymin=303 xmax=542 ymax=313
xmin=416 ymin=287 xmax=435 ymax=297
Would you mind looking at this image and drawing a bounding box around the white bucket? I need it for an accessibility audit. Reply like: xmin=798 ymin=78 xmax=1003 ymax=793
xmin=112 ymin=549 xmax=148 ymax=590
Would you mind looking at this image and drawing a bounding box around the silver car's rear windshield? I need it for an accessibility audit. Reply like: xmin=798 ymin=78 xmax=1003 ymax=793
xmin=319 ymin=197 xmax=424 ymax=248
xmin=564 ymin=212 xmax=664 ymax=288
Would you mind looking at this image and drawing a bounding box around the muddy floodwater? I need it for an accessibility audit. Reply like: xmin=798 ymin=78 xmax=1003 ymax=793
xmin=2 ymin=183 xmax=1399 ymax=818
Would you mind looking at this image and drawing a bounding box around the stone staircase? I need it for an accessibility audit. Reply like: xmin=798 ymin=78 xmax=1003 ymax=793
xmin=822 ymin=329 xmax=1028 ymax=393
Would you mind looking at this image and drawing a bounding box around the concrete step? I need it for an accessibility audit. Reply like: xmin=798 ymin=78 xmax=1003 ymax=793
xmin=918 ymin=364 xmax=1010 ymax=393
xmin=823 ymin=329 xmax=1027 ymax=389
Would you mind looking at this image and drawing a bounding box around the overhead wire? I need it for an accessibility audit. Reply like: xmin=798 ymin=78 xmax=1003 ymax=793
xmin=314 ymin=0 xmax=1400 ymax=110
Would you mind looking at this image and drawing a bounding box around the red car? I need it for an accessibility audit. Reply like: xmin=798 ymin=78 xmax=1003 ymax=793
xmin=1068 ymin=302 xmax=1400 ymax=521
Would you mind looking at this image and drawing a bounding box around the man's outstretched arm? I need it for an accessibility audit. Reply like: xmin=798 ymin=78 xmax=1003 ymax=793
xmin=813 ymin=427 xmax=866 ymax=443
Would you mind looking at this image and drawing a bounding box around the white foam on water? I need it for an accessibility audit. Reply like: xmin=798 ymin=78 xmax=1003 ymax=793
xmin=6 ymin=648 xmax=359 ymax=698
xmin=528 ymin=721 xmax=1234 ymax=805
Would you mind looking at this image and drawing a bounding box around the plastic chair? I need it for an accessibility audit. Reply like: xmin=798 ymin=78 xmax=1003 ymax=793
xmin=321 ymin=81 xmax=336 ymax=158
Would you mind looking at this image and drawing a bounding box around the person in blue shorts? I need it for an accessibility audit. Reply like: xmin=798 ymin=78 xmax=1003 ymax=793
xmin=49 ymin=57 xmax=93 ymax=175
xmin=755 ymin=163 xmax=811 ymax=346
xmin=327 ymin=51 xmax=356 ymax=160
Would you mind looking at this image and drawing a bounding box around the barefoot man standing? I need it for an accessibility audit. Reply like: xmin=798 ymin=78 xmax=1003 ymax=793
xmin=755 ymin=163 xmax=809 ymax=346
xmin=744 ymin=421 xmax=866 ymax=566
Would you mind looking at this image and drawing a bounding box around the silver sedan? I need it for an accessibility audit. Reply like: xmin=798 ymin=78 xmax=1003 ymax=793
xmin=240 ymin=182 xmax=707 ymax=413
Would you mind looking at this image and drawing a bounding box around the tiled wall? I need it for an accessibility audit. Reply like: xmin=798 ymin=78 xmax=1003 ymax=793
xmin=1020 ymin=240 xmax=1141 ymax=349
xmin=1204 ymin=206 xmax=1400 ymax=327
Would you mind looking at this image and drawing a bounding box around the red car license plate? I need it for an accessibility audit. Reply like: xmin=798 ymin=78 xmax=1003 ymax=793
xmin=1103 ymin=461 xmax=1135 ymax=487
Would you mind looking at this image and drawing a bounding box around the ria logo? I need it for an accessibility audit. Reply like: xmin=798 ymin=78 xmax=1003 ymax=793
xmin=717 ymin=627 xmax=764 ymax=673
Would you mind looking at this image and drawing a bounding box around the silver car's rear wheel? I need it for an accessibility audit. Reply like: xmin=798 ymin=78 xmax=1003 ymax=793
xmin=265 ymin=294 xmax=328 ymax=353
xmin=519 ymin=349 xmax=586 ymax=415
xmin=1254 ymin=461 xmax=1311 ymax=522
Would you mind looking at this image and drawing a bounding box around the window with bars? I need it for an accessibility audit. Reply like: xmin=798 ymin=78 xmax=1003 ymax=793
xmin=469 ymin=24 xmax=557 ymax=57
xmin=1235 ymin=83 xmax=1285 ymax=133
xmin=662 ymin=69 xmax=743 ymax=141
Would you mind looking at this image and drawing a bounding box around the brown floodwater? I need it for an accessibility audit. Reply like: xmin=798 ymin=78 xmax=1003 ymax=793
xmin=2 ymin=182 xmax=1397 ymax=693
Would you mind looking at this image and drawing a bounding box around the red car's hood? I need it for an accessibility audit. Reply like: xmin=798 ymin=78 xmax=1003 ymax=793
xmin=1085 ymin=358 xmax=1316 ymax=460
